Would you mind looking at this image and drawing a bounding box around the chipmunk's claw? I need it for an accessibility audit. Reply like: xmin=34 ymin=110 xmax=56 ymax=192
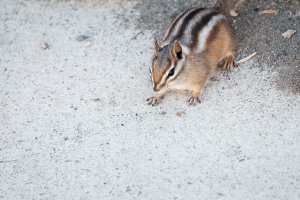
xmin=187 ymin=96 xmax=201 ymax=105
xmin=222 ymin=55 xmax=236 ymax=70
xmin=146 ymin=96 xmax=160 ymax=106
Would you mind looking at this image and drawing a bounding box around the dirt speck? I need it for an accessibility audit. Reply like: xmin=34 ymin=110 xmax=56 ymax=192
xmin=176 ymin=111 xmax=186 ymax=117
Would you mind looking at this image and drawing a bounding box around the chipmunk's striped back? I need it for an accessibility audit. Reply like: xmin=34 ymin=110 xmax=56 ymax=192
xmin=162 ymin=8 xmax=227 ymax=54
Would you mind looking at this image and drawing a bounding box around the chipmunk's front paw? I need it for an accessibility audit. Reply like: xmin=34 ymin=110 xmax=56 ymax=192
xmin=187 ymin=96 xmax=201 ymax=105
xmin=146 ymin=96 xmax=160 ymax=106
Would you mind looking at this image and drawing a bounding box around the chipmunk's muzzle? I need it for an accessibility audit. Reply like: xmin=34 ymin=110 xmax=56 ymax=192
xmin=153 ymin=82 xmax=166 ymax=92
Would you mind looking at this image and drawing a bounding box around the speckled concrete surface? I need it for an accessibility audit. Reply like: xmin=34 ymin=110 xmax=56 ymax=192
xmin=0 ymin=0 xmax=299 ymax=200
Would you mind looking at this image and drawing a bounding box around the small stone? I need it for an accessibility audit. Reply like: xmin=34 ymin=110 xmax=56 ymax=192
xmin=176 ymin=111 xmax=186 ymax=117
xmin=63 ymin=136 xmax=68 ymax=141
xmin=159 ymin=111 xmax=167 ymax=115
xmin=41 ymin=42 xmax=49 ymax=49
xmin=76 ymin=35 xmax=90 ymax=41
xmin=230 ymin=10 xmax=238 ymax=17
xmin=282 ymin=29 xmax=296 ymax=39
xmin=126 ymin=186 xmax=131 ymax=192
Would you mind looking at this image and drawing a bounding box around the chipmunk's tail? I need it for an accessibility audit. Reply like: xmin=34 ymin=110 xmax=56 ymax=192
xmin=213 ymin=0 xmax=246 ymax=17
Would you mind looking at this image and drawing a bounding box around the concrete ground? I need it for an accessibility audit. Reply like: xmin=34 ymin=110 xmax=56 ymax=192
xmin=0 ymin=0 xmax=299 ymax=199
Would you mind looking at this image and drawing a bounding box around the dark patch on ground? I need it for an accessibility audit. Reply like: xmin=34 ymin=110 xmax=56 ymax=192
xmin=133 ymin=0 xmax=300 ymax=93
xmin=236 ymin=0 xmax=300 ymax=93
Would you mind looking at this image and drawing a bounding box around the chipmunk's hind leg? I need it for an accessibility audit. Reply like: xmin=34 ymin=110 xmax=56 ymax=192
xmin=219 ymin=52 xmax=236 ymax=70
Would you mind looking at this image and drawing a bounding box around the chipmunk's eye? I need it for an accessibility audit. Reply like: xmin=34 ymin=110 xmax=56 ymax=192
xmin=168 ymin=68 xmax=175 ymax=77
xmin=149 ymin=68 xmax=152 ymax=75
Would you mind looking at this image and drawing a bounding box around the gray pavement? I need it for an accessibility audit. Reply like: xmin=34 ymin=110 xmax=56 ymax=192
xmin=0 ymin=0 xmax=299 ymax=199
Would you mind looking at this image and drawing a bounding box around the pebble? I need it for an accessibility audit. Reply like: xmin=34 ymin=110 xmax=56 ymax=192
xmin=176 ymin=111 xmax=186 ymax=117
xmin=41 ymin=42 xmax=49 ymax=49
xmin=93 ymin=98 xmax=101 ymax=102
xmin=76 ymin=35 xmax=90 ymax=41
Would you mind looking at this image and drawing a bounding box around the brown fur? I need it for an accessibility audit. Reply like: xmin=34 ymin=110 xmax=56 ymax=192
xmin=151 ymin=45 xmax=172 ymax=90
xmin=204 ymin=19 xmax=236 ymax=69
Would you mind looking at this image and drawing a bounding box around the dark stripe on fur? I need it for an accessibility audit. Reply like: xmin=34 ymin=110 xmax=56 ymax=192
xmin=171 ymin=7 xmax=206 ymax=42
xmin=163 ymin=9 xmax=191 ymax=42
xmin=190 ymin=11 xmax=220 ymax=49
xmin=155 ymin=57 xmax=172 ymax=87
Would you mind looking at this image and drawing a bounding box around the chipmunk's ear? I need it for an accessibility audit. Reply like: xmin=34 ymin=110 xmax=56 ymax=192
xmin=153 ymin=37 xmax=162 ymax=52
xmin=172 ymin=40 xmax=183 ymax=60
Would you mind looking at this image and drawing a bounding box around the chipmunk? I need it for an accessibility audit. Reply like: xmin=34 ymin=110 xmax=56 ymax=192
xmin=147 ymin=0 xmax=244 ymax=106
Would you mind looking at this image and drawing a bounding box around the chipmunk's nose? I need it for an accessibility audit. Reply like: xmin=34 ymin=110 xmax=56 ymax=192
xmin=153 ymin=85 xmax=159 ymax=92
